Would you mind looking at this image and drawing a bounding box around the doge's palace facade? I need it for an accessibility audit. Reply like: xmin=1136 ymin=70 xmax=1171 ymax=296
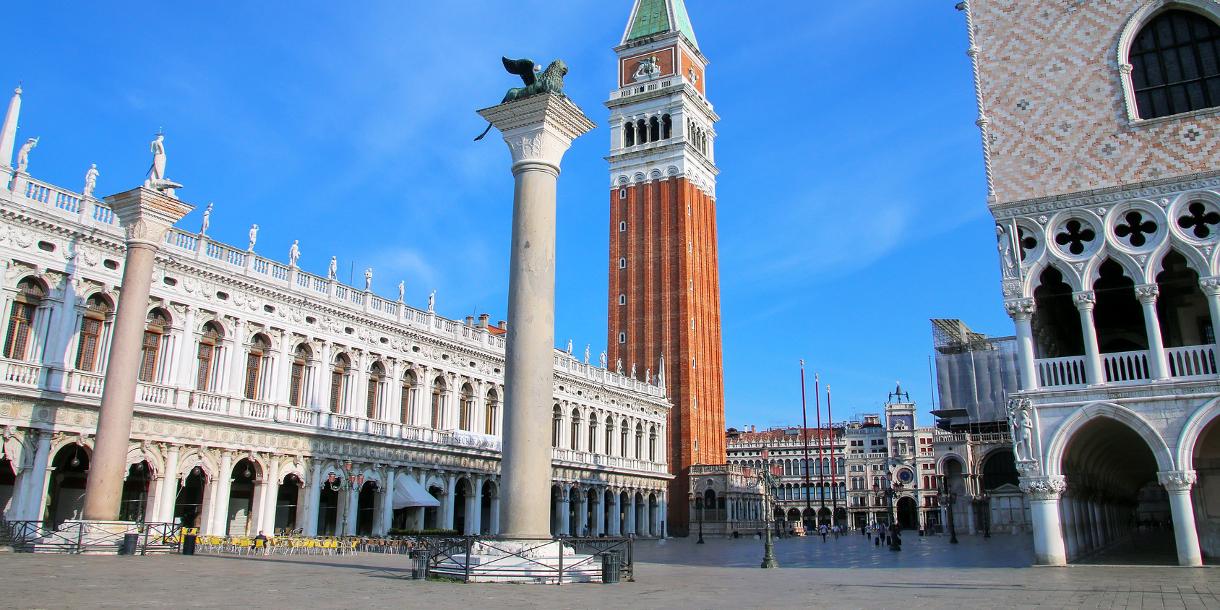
xmin=0 ymin=87 xmax=671 ymax=539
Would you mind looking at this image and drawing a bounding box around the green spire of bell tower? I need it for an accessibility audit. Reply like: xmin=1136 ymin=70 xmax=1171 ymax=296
xmin=624 ymin=0 xmax=700 ymax=50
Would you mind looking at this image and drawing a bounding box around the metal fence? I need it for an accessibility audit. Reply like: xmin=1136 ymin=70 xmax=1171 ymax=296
xmin=3 ymin=520 xmax=182 ymax=555
xmin=419 ymin=535 xmax=633 ymax=584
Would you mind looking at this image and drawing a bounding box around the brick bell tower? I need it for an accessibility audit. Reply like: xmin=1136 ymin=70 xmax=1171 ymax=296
xmin=607 ymin=0 xmax=724 ymax=536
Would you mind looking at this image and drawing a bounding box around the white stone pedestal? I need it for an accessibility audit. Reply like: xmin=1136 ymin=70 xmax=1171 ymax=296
xmin=430 ymin=540 xmax=602 ymax=583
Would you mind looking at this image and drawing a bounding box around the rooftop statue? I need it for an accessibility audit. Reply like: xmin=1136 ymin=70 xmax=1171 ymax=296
xmin=15 ymin=137 xmax=37 ymax=173
xmin=474 ymin=56 xmax=569 ymax=141
xmin=144 ymin=132 xmax=183 ymax=195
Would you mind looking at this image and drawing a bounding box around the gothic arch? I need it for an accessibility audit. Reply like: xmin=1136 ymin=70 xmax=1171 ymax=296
xmin=1025 ymin=257 xmax=1084 ymax=297
xmin=176 ymin=448 xmax=219 ymax=480
xmin=1043 ymin=401 xmax=1175 ymax=476
xmin=124 ymin=444 xmax=164 ymax=478
xmin=1148 ymin=242 xmax=1211 ymax=280
xmin=937 ymin=453 xmax=967 ymax=474
xmin=1176 ymin=397 xmax=1220 ymax=468
xmin=1083 ymin=250 xmax=1147 ymax=289
xmin=1117 ymin=0 xmax=1220 ymax=121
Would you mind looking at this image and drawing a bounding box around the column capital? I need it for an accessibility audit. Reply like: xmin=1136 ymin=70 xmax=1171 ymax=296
xmin=1072 ymin=291 xmax=1096 ymax=310
xmin=103 ymin=187 xmax=193 ymax=248
xmin=1201 ymin=277 xmax=1220 ymax=295
xmin=1135 ymin=283 xmax=1160 ymax=304
xmin=1158 ymin=470 xmax=1198 ymax=491
xmin=1019 ymin=475 xmax=1066 ymax=501
xmin=478 ymin=94 xmax=596 ymax=171
xmin=1004 ymin=298 xmax=1035 ymax=319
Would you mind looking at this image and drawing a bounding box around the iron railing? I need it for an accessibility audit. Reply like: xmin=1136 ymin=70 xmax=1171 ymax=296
xmin=3 ymin=520 xmax=181 ymax=555
xmin=418 ymin=535 xmax=633 ymax=584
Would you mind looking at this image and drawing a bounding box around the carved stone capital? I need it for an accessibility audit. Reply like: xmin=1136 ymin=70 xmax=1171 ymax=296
xmin=1072 ymin=290 xmax=1096 ymax=309
xmin=1004 ymin=298 xmax=1035 ymax=319
xmin=1019 ymin=475 xmax=1066 ymax=501
xmin=1201 ymin=277 xmax=1220 ymax=296
xmin=1158 ymin=470 xmax=1197 ymax=492
xmin=104 ymin=187 xmax=194 ymax=248
xmin=1135 ymin=284 xmax=1159 ymax=303
xmin=478 ymin=94 xmax=596 ymax=170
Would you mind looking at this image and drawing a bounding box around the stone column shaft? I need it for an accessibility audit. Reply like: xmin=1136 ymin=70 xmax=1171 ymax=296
xmin=1160 ymin=471 xmax=1203 ymax=567
xmin=82 ymin=187 xmax=191 ymax=521
xmin=1073 ymin=292 xmax=1105 ymax=385
xmin=1136 ymin=285 xmax=1170 ymax=379
xmin=1021 ymin=476 xmax=1067 ymax=566
xmin=479 ymin=94 xmax=594 ymax=538
xmin=158 ymin=445 xmax=180 ymax=523
xmin=1006 ymin=299 xmax=1038 ymax=390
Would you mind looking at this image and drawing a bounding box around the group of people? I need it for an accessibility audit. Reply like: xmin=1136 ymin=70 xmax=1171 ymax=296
xmin=861 ymin=523 xmax=903 ymax=550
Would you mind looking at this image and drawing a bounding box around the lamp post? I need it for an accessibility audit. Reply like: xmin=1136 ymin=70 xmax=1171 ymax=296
xmin=759 ymin=465 xmax=780 ymax=569
xmin=697 ymin=492 xmax=705 ymax=544
xmin=939 ymin=475 xmax=958 ymax=544
xmin=328 ymin=461 xmax=369 ymax=537
xmin=977 ymin=490 xmax=991 ymax=539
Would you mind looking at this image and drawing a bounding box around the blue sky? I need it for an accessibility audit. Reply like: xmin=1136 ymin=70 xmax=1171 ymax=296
xmin=3 ymin=1 xmax=1005 ymax=427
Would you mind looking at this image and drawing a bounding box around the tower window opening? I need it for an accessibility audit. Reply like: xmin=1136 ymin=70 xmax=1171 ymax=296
xmin=662 ymin=114 xmax=672 ymax=139
xmin=618 ymin=332 xmax=626 ymax=344
xmin=649 ymin=116 xmax=661 ymax=141
xmin=619 ymin=257 xmax=627 ymax=269
xmin=637 ymin=119 xmax=648 ymax=144
xmin=619 ymin=220 xmax=627 ymax=232
xmin=619 ymin=294 xmax=627 ymax=305
xmin=624 ymin=121 xmax=635 ymax=147
xmin=1129 ymin=10 xmax=1220 ymax=120
xmin=618 ymin=188 xmax=627 ymax=200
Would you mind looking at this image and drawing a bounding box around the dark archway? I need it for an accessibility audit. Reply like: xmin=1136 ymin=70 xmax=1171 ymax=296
xmin=817 ymin=506 xmax=831 ymax=525
xmin=1062 ymin=416 xmax=1167 ymax=563
xmin=119 ymin=461 xmax=152 ymax=523
xmin=482 ymin=482 xmax=497 ymax=535
xmin=318 ymin=483 xmax=340 ymax=536
xmin=0 ymin=457 xmax=15 ymax=518
xmin=356 ymin=480 xmax=378 ymax=536
xmin=1094 ymin=259 xmax=1148 ymax=354
xmin=175 ymin=467 xmax=206 ymax=529
xmin=424 ymin=485 xmax=443 ymax=530
xmin=275 ymin=474 xmax=302 ymax=533
xmin=1192 ymin=415 xmax=1220 ymax=560
xmin=47 ymin=444 xmax=89 ymax=527
xmin=896 ymin=497 xmax=918 ymax=530
xmin=454 ymin=479 xmax=470 ymax=535
xmin=981 ymin=449 xmax=1020 ymax=491
xmin=1032 ymin=266 xmax=1084 ymax=358
xmin=226 ymin=459 xmax=257 ymax=535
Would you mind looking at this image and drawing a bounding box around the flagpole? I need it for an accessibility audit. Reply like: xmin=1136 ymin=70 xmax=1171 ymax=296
xmin=828 ymin=383 xmax=838 ymax=527
xmin=815 ymin=373 xmax=824 ymax=519
xmin=799 ymin=360 xmax=812 ymax=525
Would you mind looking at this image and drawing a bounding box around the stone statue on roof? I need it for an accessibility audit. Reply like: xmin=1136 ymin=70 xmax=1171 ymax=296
xmin=15 ymin=137 xmax=37 ymax=173
xmin=328 ymin=256 xmax=338 ymax=280
xmin=289 ymin=240 xmax=300 ymax=267
xmin=200 ymin=203 xmax=212 ymax=235
xmin=247 ymin=224 xmax=259 ymax=252
xmin=397 ymin=281 xmax=405 ymax=302
xmin=83 ymin=164 xmax=99 ymax=199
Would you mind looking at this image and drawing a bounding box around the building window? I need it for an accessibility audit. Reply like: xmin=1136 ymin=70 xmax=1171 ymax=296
xmin=570 ymin=409 xmax=581 ymax=451
xmin=635 ymin=423 xmax=644 ymax=458
xmin=588 ymin=415 xmax=598 ymax=453
xmin=621 ymin=421 xmax=629 ymax=456
xmin=329 ymin=353 xmax=350 ymax=413
xmin=1130 ymin=10 xmax=1220 ymax=119
xmin=619 ymin=188 xmax=628 ymax=200
xmin=552 ymin=405 xmax=563 ymax=448
xmin=75 ymin=295 xmax=112 ymax=373
xmin=619 ymin=220 xmax=627 ymax=232
xmin=459 ymin=383 xmax=474 ymax=431
xmin=605 ymin=418 xmax=615 ymax=455
xmin=618 ymin=332 xmax=626 ymax=344
xmin=618 ymin=257 xmax=627 ymax=269
xmin=618 ymin=294 xmax=627 ymax=305
xmin=195 ymin=322 xmax=224 ymax=392
xmin=4 ymin=278 xmax=44 ymax=361
xmin=430 ymin=376 xmax=446 ymax=429
xmin=485 ymin=388 xmax=499 ymax=435
xmin=623 ymin=122 xmax=635 ymax=147
xmin=662 ymin=114 xmax=672 ymax=139
xmin=649 ymin=425 xmax=657 ymax=461
xmin=289 ymin=344 xmax=312 ymax=407
xmin=138 ymin=308 xmax=170 ymax=382
xmin=401 ymin=370 xmax=418 ymax=425
xmin=244 ymin=334 xmax=271 ymax=400
xmin=366 ymin=362 xmax=386 ymax=419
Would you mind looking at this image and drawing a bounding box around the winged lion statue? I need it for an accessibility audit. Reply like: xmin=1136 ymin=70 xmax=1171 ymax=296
xmin=474 ymin=56 xmax=570 ymax=141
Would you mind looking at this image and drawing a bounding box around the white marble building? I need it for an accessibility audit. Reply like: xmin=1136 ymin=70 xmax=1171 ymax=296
xmin=0 ymin=87 xmax=671 ymax=539
xmin=964 ymin=1 xmax=1220 ymax=565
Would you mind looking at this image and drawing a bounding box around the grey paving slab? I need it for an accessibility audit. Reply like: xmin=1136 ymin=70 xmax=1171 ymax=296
xmin=0 ymin=535 xmax=1216 ymax=609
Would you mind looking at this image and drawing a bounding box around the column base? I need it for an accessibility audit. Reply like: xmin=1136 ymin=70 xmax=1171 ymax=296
xmin=430 ymin=539 xmax=604 ymax=583
xmin=32 ymin=520 xmax=140 ymax=555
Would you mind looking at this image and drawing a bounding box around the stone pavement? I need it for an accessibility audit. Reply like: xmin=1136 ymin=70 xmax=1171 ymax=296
xmin=0 ymin=535 xmax=1217 ymax=609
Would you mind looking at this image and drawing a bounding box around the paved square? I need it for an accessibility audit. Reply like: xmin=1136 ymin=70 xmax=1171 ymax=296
xmin=1 ymin=535 xmax=1218 ymax=609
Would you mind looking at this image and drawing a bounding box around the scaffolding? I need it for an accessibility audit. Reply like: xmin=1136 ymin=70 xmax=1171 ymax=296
xmin=931 ymin=319 xmax=1020 ymax=427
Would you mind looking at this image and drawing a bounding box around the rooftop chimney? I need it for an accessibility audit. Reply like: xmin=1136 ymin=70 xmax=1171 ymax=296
xmin=464 ymin=315 xmax=474 ymax=327
xmin=478 ymin=313 xmax=490 ymax=328
xmin=498 ymin=320 xmax=507 ymax=330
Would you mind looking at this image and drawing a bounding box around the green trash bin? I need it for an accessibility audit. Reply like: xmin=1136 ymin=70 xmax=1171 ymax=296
xmin=181 ymin=534 xmax=197 ymax=556
xmin=601 ymin=551 xmax=620 ymax=584
xmin=410 ymin=550 xmax=429 ymax=580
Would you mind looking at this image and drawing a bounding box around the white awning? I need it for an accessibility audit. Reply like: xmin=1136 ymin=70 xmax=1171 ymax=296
xmin=394 ymin=475 xmax=440 ymax=509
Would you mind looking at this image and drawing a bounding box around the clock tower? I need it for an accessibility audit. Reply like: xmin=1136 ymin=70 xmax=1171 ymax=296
xmin=607 ymin=0 xmax=724 ymax=535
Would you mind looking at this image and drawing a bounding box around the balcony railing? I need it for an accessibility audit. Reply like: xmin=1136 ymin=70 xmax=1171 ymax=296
xmin=1036 ymin=345 xmax=1220 ymax=389
xmin=0 ymin=359 xmax=42 ymax=388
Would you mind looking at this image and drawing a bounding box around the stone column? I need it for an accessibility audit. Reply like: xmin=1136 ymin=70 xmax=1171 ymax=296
xmin=15 ymin=430 xmax=50 ymax=521
xmin=442 ymin=473 xmax=456 ymax=530
xmin=260 ymin=458 xmax=280 ymax=534
xmin=609 ymin=491 xmax=622 ymax=536
xmin=158 ymin=444 xmax=180 ymax=523
xmin=489 ymin=480 xmax=501 ymax=535
xmin=1159 ymin=470 xmax=1203 ymax=566
xmin=626 ymin=493 xmax=637 ymax=535
xmin=593 ymin=488 xmax=605 ymax=536
xmin=303 ymin=461 xmax=322 ymax=536
xmin=343 ymin=483 xmax=358 ymax=536
xmin=380 ymin=469 xmax=396 ymax=536
xmin=559 ymin=487 xmax=571 ymax=536
xmin=211 ymin=451 xmax=234 ymax=535
xmin=1073 ymin=291 xmax=1105 ymax=385
xmin=469 ymin=476 xmax=484 ymax=535
xmin=479 ymin=94 xmax=594 ymax=539
xmin=1005 ymin=298 xmax=1039 ymax=390
xmin=82 ymin=187 xmax=191 ymax=521
xmin=1020 ymin=475 xmax=1068 ymax=566
xmin=1136 ymin=285 xmax=1170 ymax=379
xmin=1199 ymin=278 xmax=1220 ymax=359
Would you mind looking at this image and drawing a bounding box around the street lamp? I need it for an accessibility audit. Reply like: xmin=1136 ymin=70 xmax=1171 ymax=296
xmin=759 ymin=465 xmax=781 ymax=569
xmin=938 ymin=475 xmax=958 ymax=544
xmin=976 ymin=490 xmax=991 ymax=539
xmin=696 ymin=491 xmax=705 ymax=544
xmin=328 ymin=461 xmax=369 ymax=536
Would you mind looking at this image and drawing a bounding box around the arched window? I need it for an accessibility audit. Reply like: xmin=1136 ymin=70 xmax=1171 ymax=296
xmin=244 ymin=334 xmax=271 ymax=400
xmin=459 ymin=383 xmax=474 ymax=431
xmin=588 ymin=414 xmax=598 ymax=453
xmin=401 ymin=369 xmax=418 ymax=425
xmin=430 ymin=376 xmax=446 ymax=429
xmin=484 ymin=388 xmax=498 ymax=435
xmin=649 ymin=116 xmax=660 ymax=141
xmin=551 ymin=405 xmax=562 ymax=448
xmin=195 ymin=322 xmax=224 ymax=392
xmin=624 ymin=122 xmax=635 ymax=147
xmin=637 ymin=119 xmax=648 ymax=144
xmin=74 ymin=295 xmax=112 ymax=373
xmin=4 ymin=278 xmax=45 ymax=361
xmin=289 ymin=344 xmax=312 ymax=407
xmin=569 ymin=408 xmax=582 ymax=451
xmin=329 ymin=353 xmax=350 ymax=413
xmin=621 ymin=420 xmax=629 ymax=456
xmin=366 ymin=361 xmax=386 ymax=419
xmin=138 ymin=308 xmax=169 ymax=382
xmin=634 ymin=423 xmax=643 ymax=458
xmin=1130 ymin=9 xmax=1220 ymax=119
xmin=605 ymin=417 xmax=615 ymax=455
xmin=662 ymin=114 xmax=672 ymax=139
